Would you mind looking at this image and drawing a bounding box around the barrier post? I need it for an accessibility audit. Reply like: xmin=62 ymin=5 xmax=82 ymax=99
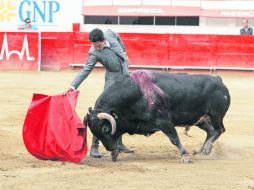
xmin=72 ymin=23 xmax=80 ymax=32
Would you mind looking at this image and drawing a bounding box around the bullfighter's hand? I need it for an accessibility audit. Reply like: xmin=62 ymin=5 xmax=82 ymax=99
xmin=65 ymin=86 xmax=75 ymax=94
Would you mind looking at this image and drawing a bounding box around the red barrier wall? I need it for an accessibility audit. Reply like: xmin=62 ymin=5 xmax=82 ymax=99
xmin=2 ymin=32 xmax=253 ymax=71
xmin=121 ymin=33 xmax=169 ymax=67
xmin=122 ymin=33 xmax=254 ymax=70
xmin=41 ymin=32 xmax=74 ymax=70
xmin=167 ymin=34 xmax=217 ymax=67
xmin=70 ymin=32 xmax=254 ymax=70
xmin=216 ymin=35 xmax=254 ymax=68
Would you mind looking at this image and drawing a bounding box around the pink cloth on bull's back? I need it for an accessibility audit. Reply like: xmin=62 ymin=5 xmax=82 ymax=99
xmin=130 ymin=70 xmax=168 ymax=113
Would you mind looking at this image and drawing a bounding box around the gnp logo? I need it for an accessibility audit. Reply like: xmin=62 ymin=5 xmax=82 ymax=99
xmin=0 ymin=0 xmax=60 ymax=25
xmin=0 ymin=0 xmax=16 ymax=22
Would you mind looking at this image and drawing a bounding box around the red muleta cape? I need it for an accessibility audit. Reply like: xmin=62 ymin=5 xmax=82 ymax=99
xmin=22 ymin=91 xmax=87 ymax=163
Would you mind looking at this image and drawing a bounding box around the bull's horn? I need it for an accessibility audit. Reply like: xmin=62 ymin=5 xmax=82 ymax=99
xmin=97 ymin=113 xmax=116 ymax=135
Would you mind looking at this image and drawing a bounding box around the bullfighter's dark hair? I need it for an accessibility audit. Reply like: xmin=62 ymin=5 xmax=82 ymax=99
xmin=24 ymin=18 xmax=31 ymax=23
xmin=89 ymin=28 xmax=105 ymax=42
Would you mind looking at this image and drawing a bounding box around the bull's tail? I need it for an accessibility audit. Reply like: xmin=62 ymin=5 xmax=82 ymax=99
xmin=215 ymin=75 xmax=223 ymax=82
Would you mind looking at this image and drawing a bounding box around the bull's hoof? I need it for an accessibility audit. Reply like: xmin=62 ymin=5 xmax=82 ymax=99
xmin=119 ymin=149 xmax=134 ymax=153
xmin=202 ymin=147 xmax=212 ymax=155
xmin=111 ymin=150 xmax=119 ymax=162
xmin=90 ymin=148 xmax=102 ymax=158
xmin=118 ymin=145 xmax=134 ymax=153
xmin=118 ymin=147 xmax=134 ymax=153
xmin=192 ymin=150 xmax=200 ymax=155
xmin=181 ymin=153 xmax=192 ymax=163
xmin=202 ymin=142 xmax=213 ymax=155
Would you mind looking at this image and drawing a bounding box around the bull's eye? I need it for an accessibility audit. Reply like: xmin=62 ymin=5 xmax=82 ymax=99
xmin=102 ymin=125 xmax=110 ymax=134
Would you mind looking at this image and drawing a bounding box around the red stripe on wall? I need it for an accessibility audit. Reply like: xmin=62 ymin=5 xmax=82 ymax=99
xmin=82 ymin=5 xmax=254 ymax=18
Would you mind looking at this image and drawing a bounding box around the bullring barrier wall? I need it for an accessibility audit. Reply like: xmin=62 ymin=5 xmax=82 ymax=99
xmin=1 ymin=32 xmax=254 ymax=71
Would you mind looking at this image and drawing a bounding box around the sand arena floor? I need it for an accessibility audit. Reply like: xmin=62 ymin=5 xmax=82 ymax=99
xmin=0 ymin=69 xmax=254 ymax=190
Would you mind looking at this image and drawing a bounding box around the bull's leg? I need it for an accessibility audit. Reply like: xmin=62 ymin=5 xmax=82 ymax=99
xmin=203 ymin=120 xmax=225 ymax=155
xmin=90 ymin=135 xmax=102 ymax=158
xmin=157 ymin=119 xmax=191 ymax=163
xmin=117 ymin=135 xmax=134 ymax=153
xmin=197 ymin=117 xmax=225 ymax=155
xmin=195 ymin=118 xmax=215 ymax=155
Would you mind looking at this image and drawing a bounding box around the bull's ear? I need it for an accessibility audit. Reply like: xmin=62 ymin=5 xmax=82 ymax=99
xmin=109 ymin=109 xmax=119 ymax=120
xmin=88 ymin=107 xmax=93 ymax=113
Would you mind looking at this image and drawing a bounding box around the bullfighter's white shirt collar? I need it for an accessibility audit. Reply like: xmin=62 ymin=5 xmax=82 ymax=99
xmin=105 ymin=40 xmax=110 ymax=48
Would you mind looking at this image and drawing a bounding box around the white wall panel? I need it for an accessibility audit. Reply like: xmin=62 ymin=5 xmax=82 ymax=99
xmin=201 ymin=0 xmax=254 ymax=10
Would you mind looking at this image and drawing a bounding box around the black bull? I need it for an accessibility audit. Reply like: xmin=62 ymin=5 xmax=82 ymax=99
xmin=85 ymin=70 xmax=231 ymax=162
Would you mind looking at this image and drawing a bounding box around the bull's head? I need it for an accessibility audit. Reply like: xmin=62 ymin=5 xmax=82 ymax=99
xmin=84 ymin=107 xmax=119 ymax=153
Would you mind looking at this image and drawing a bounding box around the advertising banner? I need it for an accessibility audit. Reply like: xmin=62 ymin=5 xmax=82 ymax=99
xmin=0 ymin=32 xmax=40 ymax=71
xmin=0 ymin=0 xmax=82 ymax=31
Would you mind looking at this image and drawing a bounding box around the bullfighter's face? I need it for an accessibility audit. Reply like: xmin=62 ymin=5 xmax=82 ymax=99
xmin=92 ymin=40 xmax=106 ymax=51
xmin=85 ymin=112 xmax=118 ymax=151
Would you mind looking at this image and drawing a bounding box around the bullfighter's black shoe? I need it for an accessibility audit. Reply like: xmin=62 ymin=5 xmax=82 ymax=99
xmin=117 ymin=136 xmax=134 ymax=153
xmin=90 ymin=136 xmax=102 ymax=158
